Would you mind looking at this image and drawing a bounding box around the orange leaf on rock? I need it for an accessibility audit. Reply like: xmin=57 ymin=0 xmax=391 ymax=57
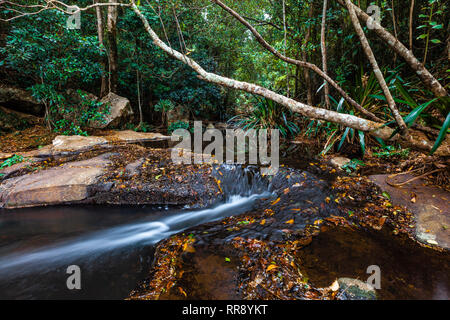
xmin=271 ymin=198 xmax=281 ymax=205
xmin=266 ymin=264 xmax=278 ymax=272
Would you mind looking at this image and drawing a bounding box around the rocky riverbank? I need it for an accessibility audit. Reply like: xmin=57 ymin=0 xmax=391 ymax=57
xmin=1 ymin=131 xmax=449 ymax=300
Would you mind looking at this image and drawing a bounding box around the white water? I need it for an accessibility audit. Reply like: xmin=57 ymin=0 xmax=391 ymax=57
xmin=0 ymin=193 xmax=268 ymax=277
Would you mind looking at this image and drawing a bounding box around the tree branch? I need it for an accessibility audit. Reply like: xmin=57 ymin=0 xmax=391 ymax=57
xmin=344 ymin=0 xmax=407 ymax=134
xmin=211 ymin=0 xmax=382 ymax=122
xmin=336 ymin=0 xmax=448 ymax=98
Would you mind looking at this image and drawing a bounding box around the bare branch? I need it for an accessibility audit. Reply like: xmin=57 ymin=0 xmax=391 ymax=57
xmin=210 ymin=0 xmax=382 ymax=122
xmin=344 ymin=0 xmax=407 ymax=134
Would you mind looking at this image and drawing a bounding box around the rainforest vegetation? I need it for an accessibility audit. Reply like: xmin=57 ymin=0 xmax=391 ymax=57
xmin=0 ymin=0 xmax=448 ymax=155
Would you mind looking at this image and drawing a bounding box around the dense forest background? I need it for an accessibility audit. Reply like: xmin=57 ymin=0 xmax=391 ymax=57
xmin=0 ymin=0 xmax=449 ymax=155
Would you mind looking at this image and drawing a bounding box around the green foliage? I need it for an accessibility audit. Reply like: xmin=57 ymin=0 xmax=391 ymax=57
xmin=168 ymin=121 xmax=190 ymax=134
xmin=430 ymin=113 xmax=450 ymax=155
xmin=341 ymin=159 xmax=365 ymax=174
xmin=53 ymin=119 xmax=87 ymax=136
xmin=416 ymin=0 xmax=446 ymax=64
xmin=0 ymin=154 xmax=25 ymax=170
xmin=373 ymin=145 xmax=410 ymax=158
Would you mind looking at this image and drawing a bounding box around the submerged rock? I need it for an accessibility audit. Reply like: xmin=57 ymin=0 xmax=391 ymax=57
xmin=337 ymin=278 xmax=377 ymax=300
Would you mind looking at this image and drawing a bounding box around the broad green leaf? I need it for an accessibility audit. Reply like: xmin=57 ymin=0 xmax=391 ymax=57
xmin=338 ymin=127 xmax=350 ymax=151
xmin=358 ymin=130 xmax=365 ymax=155
xmin=430 ymin=113 xmax=450 ymax=155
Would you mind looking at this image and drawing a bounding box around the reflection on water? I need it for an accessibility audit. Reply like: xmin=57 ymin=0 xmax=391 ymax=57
xmin=297 ymin=226 xmax=450 ymax=300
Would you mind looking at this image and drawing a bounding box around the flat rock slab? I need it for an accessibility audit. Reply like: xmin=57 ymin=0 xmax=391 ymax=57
xmin=51 ymin=131 xmax=170 ymax=152
xmin=107 ymin=130 xmax=170 ymax=143
xmin=370 ymin=174 xmax=450 ymax=249
xmin=52 ymin=135 xmax=109 ymax=152
xmin=0 ymin=154 xmax=112 ymax=208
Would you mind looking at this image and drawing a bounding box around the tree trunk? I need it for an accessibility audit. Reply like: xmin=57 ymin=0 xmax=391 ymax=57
xmin=337 ymin=0 xmax=448 ymax=98
xmin=320 ymin=0 xmax=330 ymax=109
xmin=344 ymin=0 xmax=407 ymax=134
xmin=95 ymin=0 xmax=107 ymax=97
xmin=303 ymin=2 xmax=314 ymax=106
xmin=106 ymin=0 xmax=118 ymax=93
xmin=130 ymin=1 xmax=446 ymax=154
xmin=211 ymin=0 xmax=381 ymax=122
xmin=409 ymin=0 xmax=415 ymax=51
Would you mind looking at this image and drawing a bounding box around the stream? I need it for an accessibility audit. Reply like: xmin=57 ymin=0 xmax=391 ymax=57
xmin=0 ymin=164 xmax=448 ymax=300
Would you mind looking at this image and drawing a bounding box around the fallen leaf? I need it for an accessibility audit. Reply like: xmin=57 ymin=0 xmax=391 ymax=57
xmin=271 ymin=198 xmax=281 ymax=205
xmin=266 ymin=264 xmax=278 ymax=272
xmin=178 ymin=287 xmax=187 ymax=297
xmin=285 ymin=219 xmax=294 ymax=224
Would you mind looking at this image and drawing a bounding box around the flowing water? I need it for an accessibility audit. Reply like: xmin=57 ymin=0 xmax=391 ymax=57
xmin=0 ymin=165 xmax=271 ymax=299
xmin=0 ymin=164 xmax=448 ymax=300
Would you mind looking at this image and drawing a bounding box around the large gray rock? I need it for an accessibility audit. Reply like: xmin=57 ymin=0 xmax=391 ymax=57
xmin=90 ymin=92 xmax=134 ymax=129
xmin=50 ymin=131 xmax=170 ymax=153
xmin=0 ymin=154 xmax=112 ymax=208
xmin=0 ymin=86 xmax=43 ymax=115
xmin=52 ymin=135 xmax=109 ymax=152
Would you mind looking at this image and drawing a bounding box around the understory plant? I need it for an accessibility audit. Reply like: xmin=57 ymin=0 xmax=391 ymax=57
xmin=229 ymin=96 xmax=299 ymax=137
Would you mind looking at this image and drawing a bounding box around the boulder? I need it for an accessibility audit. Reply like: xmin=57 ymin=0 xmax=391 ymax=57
xmin=337 ymin=278 xmax=377 ymax=300
xmin=90 ymin=92 xmax=134 ymax=129
xmin=0 ymin=86 xmax=43 ymax=115
xmin=0 ymin=154 xmax=112 ymax=208
xmin=50 ymin=131 xmax=170 ymax=154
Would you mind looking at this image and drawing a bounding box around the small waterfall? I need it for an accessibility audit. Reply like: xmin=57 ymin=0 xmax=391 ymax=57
xmin=212 ymin=164 xmax=271 ymax=200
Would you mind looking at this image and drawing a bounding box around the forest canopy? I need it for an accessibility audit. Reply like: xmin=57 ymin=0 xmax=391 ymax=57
xmin=0 ymin=0 xmax=449 ymax=154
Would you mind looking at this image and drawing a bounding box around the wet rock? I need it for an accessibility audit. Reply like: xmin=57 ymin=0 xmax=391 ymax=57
xmin=370 ymin=174 xmax=450 ymax=249
xmin=90 ymin=92 xmax=133 ymax=129
xmin=330 ymin=157 xmax=351 ymax=169
xmin=0 ymin=152 xmax=13 ymax=160
xmin=124 ymin=157 xmax=144 ymax=177
xmin=0 ymin=154 xmax=112 ymax=208
xmin=337 ymin=278 xmax=377 ymax=300
xmin=108 ymin=130 xmax=170 ymax=143
xmin=0 ymin=86 xmax=43 ymax=115
xmin=52 ymin=135 xmax=109 ymax=152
